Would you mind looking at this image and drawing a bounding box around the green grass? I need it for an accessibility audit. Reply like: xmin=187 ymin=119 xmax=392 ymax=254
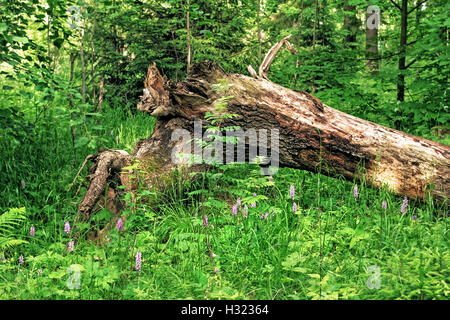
xmin=0 ymin=92 xmax=448 ymax=300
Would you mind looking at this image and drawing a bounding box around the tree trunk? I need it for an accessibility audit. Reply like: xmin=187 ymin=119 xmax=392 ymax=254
xmin=76 ymin=45 xmax=449 ymax=233
xmin=80 ymin=27 xmax=86 ymax=104
xmin=186 ymin=0 xmax=191 ymax=73
xmin=293 ymin=0 xmax=304 ymax=90
xmin=344 ymin=1 xmax=357 ymax=46
xmin=366 ymin=8 xmax=379 ymax=74
xmin=397 ymin=0 xmax=407 ymax=102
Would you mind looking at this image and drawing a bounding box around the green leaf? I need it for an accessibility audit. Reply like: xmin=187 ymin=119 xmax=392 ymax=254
xmin=12 ymin=36 xmax=29 ymax=44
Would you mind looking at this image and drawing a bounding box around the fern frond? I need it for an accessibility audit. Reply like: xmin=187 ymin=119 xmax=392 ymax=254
xmin=0 ymin=207 xmax=27 ymax=250
xmin=0 ymin=237 xmax=28 ymax=250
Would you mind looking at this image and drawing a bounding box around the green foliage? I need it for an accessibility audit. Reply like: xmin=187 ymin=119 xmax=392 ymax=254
xmin=0 ymin=207 xmax=27 ymax=250
xmin=0 ymin=0 xmax=448 ymax=301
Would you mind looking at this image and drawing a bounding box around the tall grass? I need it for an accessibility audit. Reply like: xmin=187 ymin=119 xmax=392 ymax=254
xmin=0 ymin=86 xmax=447 ymax=300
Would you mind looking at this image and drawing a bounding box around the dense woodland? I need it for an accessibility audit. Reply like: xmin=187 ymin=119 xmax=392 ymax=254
xmin=0 ymin=0 xmax=448 ymax=300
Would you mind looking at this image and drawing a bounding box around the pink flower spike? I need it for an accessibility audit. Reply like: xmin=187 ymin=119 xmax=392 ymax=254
xmin=292 ymin=202 xmax=297 ymax=212
xmin=236 ymin=198 xmax=241 ymax=206
xmin=290 ymin=185 xmax=295 ymax=200
xmin=30 ymin=226 xmax=35 ymax=237
xmin=116 ymin=218 xmax=124 ymax=231
xmin=68 ymin=240 xmax=74 ymax=252
xmin=232 ymin=204 xmax=238 ymax=216
xmin=353 ymin=185 xmax=358 ymax=200
xmin=64 ymin=221 xmax=70 ymax=234
xmin=382 ymin=200 xmax=387 ymax=210
xmin=135 ymin=251 xmax=142 ymax=274
xmin=401 ymin=196 xmax=408 ymax=214
xmin=18 ymin=255 xmax=24 ymax=265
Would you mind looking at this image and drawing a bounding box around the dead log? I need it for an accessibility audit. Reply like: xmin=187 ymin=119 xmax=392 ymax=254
xmin=77 ymin=39 xmax=449 ymax=230
xmin=134 ymin=61 xmax=449 ymax=203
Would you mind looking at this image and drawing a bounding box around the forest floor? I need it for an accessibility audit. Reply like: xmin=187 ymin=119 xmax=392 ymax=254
xmin=0 ymin=105 xmax=448 ymax=300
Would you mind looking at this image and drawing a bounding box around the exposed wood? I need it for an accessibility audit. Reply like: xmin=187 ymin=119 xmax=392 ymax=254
xmin=77 ymin=149 xmax=130 ymax=223
xmin=248 ymin=34 xmax=296 ymax=80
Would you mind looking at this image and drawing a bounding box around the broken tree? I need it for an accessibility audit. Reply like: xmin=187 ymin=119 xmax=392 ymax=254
xmin=77 ymin=37 xmax=449 ymax=228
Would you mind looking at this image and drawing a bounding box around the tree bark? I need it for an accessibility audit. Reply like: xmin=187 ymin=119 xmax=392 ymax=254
xmin=397 ymin=0 xmax=407 ymax=102
xmin=366 ymin=8 xmax=379 ymax=74
xmin=344 ymin=1 xmax=357 ymax=46
xmin=186 ymin=0 xmax=191 ymax=73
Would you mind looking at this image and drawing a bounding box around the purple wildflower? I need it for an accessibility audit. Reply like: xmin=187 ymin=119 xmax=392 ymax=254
xmin=135 ymin=251 xmax=142 ymax=274
xmin=116 ymin=218 xmax=124 ymax=231
xmin=268 ymin=176 xmax=273 ymax=182
xmin=264 ymin=212 xmax=269 ymax=219
xmin=243 ymin=206 xmax=248 ymax=218
xmin=236 ymin=198 xmax=241 ymax=206
xmin=251 ymin=202 xmax=256 ymax=208
xmin=203 ymin=215 xmax=209 ymax=228
xmin=210 ymin=252 xmax=216 ymax=258
xmin=259 ymin=215 xmax=264 ymax=219
xmin=30 ymin=226 xmax=35 ymax=237
xmin=412 ymin=215 xmax=417 ymax=220
xmin=353 ymin=185 xmax=358 ymax=200
xmin=64 ymin=221 xmax=70 ymax=234
xmin=253 ymin=193 xmax=257 ymax=197
xmin=292 ymin=202 xmax=297 ymax=212
xmin=68 ymin=240 xmax=74 ymax=252
xmin=18 ymin=255 xmax=24 ymax=265
xmin=232 ymin=204 xmax=237 ymax=216
xmin=382 ymin=200 xmax=387 ymax=210
xmin=290 ymin=185 xmax=295 ymax=200
xmin=401 ymin=196 xmax=408 ymax=214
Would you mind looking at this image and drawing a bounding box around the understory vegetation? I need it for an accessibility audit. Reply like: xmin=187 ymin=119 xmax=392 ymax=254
xmin=0 ymin=0 xmax=448 ymax=299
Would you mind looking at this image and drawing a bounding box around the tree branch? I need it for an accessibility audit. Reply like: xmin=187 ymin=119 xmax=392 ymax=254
xmin=408 ymin=0 xmax=427 ymax=15
xmin=389 ymin=0 xmax=402 ymax=10
xmin=405 ymin=58 xmax=417 ymax=69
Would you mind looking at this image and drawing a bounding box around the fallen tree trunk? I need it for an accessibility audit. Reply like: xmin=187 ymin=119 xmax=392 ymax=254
xmin=77 ymin=43 xmax=449 ymax=228
xmin=135 ymin=61 xmax=449 ymax=201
